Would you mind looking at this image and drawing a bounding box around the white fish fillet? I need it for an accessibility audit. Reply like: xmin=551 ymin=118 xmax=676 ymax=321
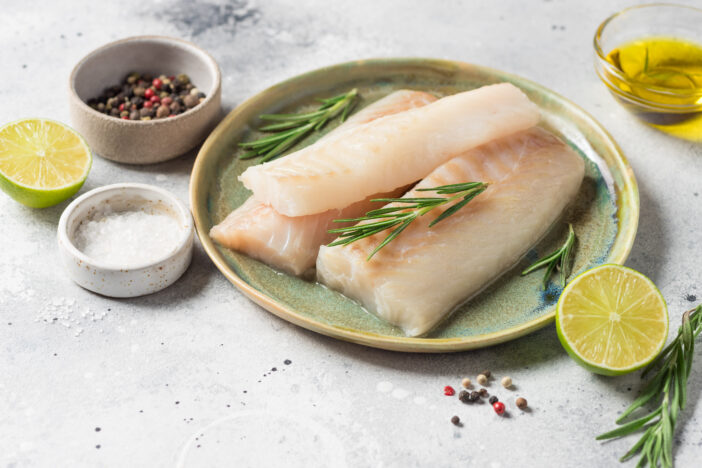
xmin=209 ymin=90 xmax=437 ymax=276
xmin=240 ymin=83 xmax=541 ymax=216
xmin=316 ymin=128 xmax=585 ymax=336
xmin=209 ymin=189 xmax=405 ymax=276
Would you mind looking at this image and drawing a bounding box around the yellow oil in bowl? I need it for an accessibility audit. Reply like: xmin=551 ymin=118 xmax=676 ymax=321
xmin=594 ymin=5 xmax=702 ymax=142
xmin=603 ymin=37 xmax=702 ymax=141
xmin=606 ymin=38 xmax=702 ymax=95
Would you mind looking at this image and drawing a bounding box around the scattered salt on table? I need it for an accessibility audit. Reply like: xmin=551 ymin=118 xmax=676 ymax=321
xmin=74 ymin=209 xmax=181 ymax=266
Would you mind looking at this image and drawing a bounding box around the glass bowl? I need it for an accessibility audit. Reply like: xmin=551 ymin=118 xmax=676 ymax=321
xmin=594 ymin=3 xmax=702 ymax=140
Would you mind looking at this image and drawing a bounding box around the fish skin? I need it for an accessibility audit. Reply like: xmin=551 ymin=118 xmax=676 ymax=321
xmin=240 ymin=83 xmax=541 ymax=217
xmin=316 ymin=127 xmax=586 ymax=336
xmin=210 ymin=90 xmax=437 ymax=276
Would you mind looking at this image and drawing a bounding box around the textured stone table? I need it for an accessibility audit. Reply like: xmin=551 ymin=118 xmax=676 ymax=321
xmin=2 ymin=1 xmax=701 ymax=466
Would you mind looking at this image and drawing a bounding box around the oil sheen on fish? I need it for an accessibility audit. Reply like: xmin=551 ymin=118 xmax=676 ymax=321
xmin=209 ymin=90 xmax=437 ymax=276
xmin=316 ymin=128 xmax=585 ymax=336
xmin=240 ymin=83 xmax=541 ymax=216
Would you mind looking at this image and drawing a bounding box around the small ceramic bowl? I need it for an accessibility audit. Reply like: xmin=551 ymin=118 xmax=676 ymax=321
xmin=57 ymin=183 xmax=194 ymax=298
xmin=69 ymin=36 xmax=222 ymax=164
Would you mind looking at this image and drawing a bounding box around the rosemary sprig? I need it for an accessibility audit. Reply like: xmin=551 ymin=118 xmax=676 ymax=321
xmin=597 ymin=306 xmax=702 ymax=468
xmin=327 ymin=182 xmax=488 ymax=260
xmin=521 ymin=223 xmax=575 ymax=289
xmin=238 ymin=88 xmax=359 ymax=163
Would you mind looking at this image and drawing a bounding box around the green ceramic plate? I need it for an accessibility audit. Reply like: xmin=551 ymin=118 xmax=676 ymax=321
xmin=190 ymin=58 xmax=639 ymax=352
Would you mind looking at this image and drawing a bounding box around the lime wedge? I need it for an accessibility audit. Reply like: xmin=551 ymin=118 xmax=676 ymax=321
xmin=0 ymin=118 xmax=92 ymax=208
xmin=556 ymin=264 xmax=668 ymax=376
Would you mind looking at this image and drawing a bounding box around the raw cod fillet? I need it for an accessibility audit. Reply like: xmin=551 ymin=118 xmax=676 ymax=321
xmin=209 ymin=189 xmax=405 ymax=276
xmin=316 ymin=128 xmax=586 ymax=336
xmin=209 ymin=90 xmax=437 ymax=276
xmin=240 ymin=83 xmax=541 ymax=216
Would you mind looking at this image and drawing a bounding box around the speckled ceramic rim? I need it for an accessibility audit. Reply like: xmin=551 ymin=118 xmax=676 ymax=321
xmin=190 ymin=58 xmax=639 ymax=353
xmin=68 ymin=35 xmax=221 ymax=126
xmin=58 ymin=183 xmax=194 ymax=271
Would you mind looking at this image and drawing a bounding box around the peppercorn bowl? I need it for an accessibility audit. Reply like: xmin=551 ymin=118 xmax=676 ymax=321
xmin=57 ymin=183 xmax=194 ymax=298
xmin=69 ymin=36 xmax=222 ymax=164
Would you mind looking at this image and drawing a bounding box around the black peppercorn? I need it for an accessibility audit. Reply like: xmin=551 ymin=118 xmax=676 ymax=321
xmin=458 ymin=390 xmax=471 ymax=403
xmin=89 ymin=70 xmax=205 ymax=119
xmin=451 ymin=415 xmax=460 ymax=426
xmin=470 ymin=391 xmax=480 ymax=402
xmin=479 ymin=388 xmax=488 ymax=398
xmin=488 ymin=396 xmax=498 ymax=405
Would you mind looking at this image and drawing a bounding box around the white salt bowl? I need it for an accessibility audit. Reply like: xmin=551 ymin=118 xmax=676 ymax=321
xmin=57 ymin=183 xmax=194 ymax=298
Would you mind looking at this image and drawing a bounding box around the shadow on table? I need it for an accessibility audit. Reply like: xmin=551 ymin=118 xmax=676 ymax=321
xmin=622 ymin=168 xmax=668 ymax=285
xmin=119 ymin=243 xmax=215 ymax=309
xmin=292 ymin=320 xmax=566 ymax=377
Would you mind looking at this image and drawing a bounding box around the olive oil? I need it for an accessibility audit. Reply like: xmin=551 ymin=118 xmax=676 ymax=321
xmin=603 ymin=37 xmax=702 ymax=141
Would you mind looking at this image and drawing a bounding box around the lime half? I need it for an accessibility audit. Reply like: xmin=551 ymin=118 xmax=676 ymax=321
xmin=556 ymin=264 xmax=668 ymax=376
xmin=0 ymin=118 xmax=92 ymax=208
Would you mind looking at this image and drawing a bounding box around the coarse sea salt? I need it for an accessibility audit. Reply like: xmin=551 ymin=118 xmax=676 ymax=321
xmin=74 ymin=209 xmax=182 ymax=267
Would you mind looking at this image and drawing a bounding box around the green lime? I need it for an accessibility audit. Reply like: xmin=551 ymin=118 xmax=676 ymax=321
xmin=556 ymin=264 xmax=668 ymax=376
xmin=0 ymin=118 xmax=92 ymax=208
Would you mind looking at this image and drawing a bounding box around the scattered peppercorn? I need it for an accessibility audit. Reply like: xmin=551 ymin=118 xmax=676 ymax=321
xmin=458 ymin=390 xmax=470 ymax=403
xmin=488 ymin=396 xmax=499 ymax=405
xmin=501 ymin=376 xmax=512 ymax=388
xmin=476 ymin=374 xmax=488 ymax=386
xmin=444 ymin=386 xmax=455 ymax=396
xmin=470 ymin=391 xmax=480 ymax=402
xmin=492 ymin=401 xmax=505 ymax=415
xmin=516 ymin=397 xmax=528 ymax=410
xmin=451 ymin=415 xmax=460 ymax=426
xmin=461 ymin=378 xmax=471 ymax=389
xmin=481 ymin=370 xmax=491 ymax=378
xmin=479 ymin=388 xmax=488 ymax=398
xmin=87 ymin=72 xmax=206 ymax=120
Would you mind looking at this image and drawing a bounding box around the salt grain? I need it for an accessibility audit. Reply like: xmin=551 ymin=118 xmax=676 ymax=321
xmin=74 ymin=209 xmax=181 ymax=267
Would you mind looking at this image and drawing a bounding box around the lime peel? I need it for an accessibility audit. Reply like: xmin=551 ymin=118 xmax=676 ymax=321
xmin=556 ymin=264 xmax=668 ymax=376
xmin=0 ymin=118 xmax=92 ymax=208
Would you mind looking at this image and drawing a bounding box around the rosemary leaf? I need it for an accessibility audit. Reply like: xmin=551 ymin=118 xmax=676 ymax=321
xmin=596 ymin=409 xmax=661 ymax=440
xmin=521 ymin=224 xmax=576 ymax=288
xmin=239 ymin=88 xmax=358 ymax=163
xmin=328 ymin=182 xmax=488 ymax=260
xmin=597 ymin=305 xmax=702 ymax=468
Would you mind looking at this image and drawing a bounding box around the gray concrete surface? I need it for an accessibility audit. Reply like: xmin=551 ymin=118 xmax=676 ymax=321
xmin=1 ymin=0 xmax=701 ymax=466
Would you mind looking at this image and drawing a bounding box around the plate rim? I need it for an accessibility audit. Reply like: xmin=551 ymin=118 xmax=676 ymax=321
xmin=190 ymin=57 xmax=640 ymax=353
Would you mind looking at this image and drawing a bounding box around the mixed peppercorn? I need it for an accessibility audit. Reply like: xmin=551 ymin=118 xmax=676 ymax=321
xmin=86 ymin=72 xmax=206 ymax=121
xmin=446 ymin=370 xmax=529 ymax=425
